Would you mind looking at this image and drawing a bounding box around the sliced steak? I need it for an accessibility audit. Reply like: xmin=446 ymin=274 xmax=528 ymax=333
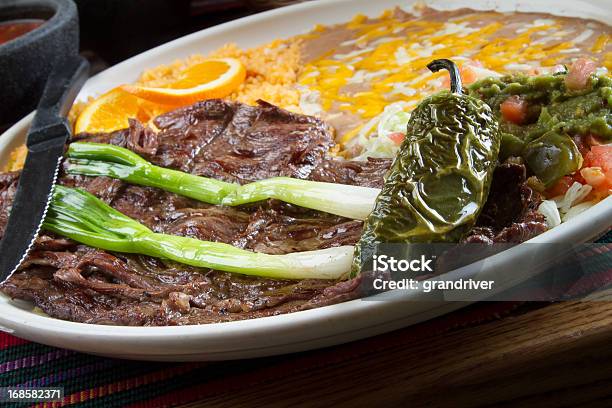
xmin=0 ymin=100 xmax=548 ymax=326
xmin=464 ymin=162 xmax=548 ymax=244
xmin=77 ymin=99 xmax=334 ymax=184
xmin=0 ymin=101 xmax=365 ymax=325
xmin=309 ymin=157 xmax=391 ymax=188
xmin=436 ymin=162 xmax=548 ymax=273
xmin=0 ymin=188 xmax=365 ymax=325
xmin=0 ymin=172 xmax=19 ymax=238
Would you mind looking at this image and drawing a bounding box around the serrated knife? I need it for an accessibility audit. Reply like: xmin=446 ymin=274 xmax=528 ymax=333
xmin=0 ymin=55 xmax=89 ymax=282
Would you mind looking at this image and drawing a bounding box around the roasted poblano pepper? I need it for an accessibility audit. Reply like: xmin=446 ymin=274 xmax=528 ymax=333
xmin=351 ymin=59 xmax=501 ymax=276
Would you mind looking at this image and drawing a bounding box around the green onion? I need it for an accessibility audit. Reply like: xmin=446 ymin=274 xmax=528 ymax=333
xmin=67 ymin=143 xmax=237 ymax=205
xmin=44 ymin=186 xmax=354 ymax=280
xmin=220 ymin=177 xmax=378 ymax=220
xmin=66 ymin=143 xmax=379 ymax=220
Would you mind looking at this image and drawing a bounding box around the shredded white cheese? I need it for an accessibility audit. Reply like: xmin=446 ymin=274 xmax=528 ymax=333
xmin=573 ymin=29 xmax=594 ymax=44
xmin=389 ymin=83 xmax=417 ymax=96
xmin=394 ymin=46 xmax=411 ymax=65
xmin=348 ymin=69 xmax=391 ymax=84
xmin=431 ymin=22 xmax=479 ymax=37
xmin=332 ymin=48 xmax=372 ymax=60
xmin=559 ymin=48 xmax=581 ymax=54
xmin=504 ymin=63 xmax=537 ymax=72
xmin=297 ymin=87 xmax=323 ymax=117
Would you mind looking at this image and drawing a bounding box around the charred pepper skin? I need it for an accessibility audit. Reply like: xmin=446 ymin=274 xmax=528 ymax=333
xmin=351 ymin=59 xmax=501 ymax=276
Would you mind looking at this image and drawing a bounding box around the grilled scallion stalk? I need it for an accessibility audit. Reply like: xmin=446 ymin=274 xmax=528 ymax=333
xmin=67 ymin=143 xmax=379 ymax=220
xmin=44 ymin=186 xmax=354 ymax=280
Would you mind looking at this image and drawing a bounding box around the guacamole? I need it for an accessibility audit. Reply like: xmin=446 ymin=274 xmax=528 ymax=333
xmin=469 ymin=72 xmax=611 ymax=187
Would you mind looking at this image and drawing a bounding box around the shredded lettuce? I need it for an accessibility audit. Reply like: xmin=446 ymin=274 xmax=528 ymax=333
xmin=377 ymin=103 xmax=411 ymax=139
xmin=353 ymin=102 xmax=411 ymax=160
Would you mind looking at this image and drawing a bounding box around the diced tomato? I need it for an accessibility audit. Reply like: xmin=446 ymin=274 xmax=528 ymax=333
xmin=582 ymin=145 xmax=612 ymax=193
xmin=573 ymin=133 xmax=605 ymax=160
xmin=500 ymin=95 xmax=528 ymax=125
xmin=441 ymin=64 xmax=478 ymax=88
xmin=544 ymin=145 xmax=611 ymax=199
xmin=545 ymin=176 xmax=574 ymax=198
xmin=388 ymin=132 xmax=405 ymax=145
xmin=584 ymin=145 xmax=612 ymax=169
xmin=565 ymin=58 xmax=597 ymax=91
xmin=460 ymin=66 xmax=478 ymax=85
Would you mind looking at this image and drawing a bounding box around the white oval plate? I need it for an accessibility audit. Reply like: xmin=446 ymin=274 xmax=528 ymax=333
xmin=0 ymin=0 xmax=610 ymax=361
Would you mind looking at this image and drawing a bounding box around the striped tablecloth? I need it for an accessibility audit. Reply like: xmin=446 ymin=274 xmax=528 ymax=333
xmin=1 ymin=231 xmax=610 ymax=408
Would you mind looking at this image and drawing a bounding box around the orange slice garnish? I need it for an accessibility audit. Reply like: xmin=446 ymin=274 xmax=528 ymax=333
xmin=74 ymin=88 xmax=170 ymax=134
xmin=120 ymin=58 xmax=246 ymax=106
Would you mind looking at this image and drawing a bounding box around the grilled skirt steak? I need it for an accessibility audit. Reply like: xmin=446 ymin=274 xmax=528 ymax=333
xmin=0 ymin=100 xmax=546 ymax=325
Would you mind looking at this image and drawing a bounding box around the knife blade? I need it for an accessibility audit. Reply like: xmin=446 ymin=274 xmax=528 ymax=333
xmin=0 ymin=55 xmax=89 ymax=282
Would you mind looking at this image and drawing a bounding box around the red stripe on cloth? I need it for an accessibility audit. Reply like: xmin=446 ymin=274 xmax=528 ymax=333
xmin=34 ymin=363 xmax=203 ymax=407
xmin=0 ymin=348 xmax=73 ymax=373
xmin=0 ymin=333 xmax=29 ymax=349
xmin=564 ymin=267 xmax=612 ymax=298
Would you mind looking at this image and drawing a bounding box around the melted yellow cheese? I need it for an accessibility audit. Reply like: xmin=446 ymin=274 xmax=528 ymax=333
xmin=298 ymin=10 xmax=611 ymax=144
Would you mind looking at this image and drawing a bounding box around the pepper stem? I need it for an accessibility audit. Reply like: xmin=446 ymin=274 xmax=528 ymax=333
xmin=427 ymin=59 xmax=463 ymax=95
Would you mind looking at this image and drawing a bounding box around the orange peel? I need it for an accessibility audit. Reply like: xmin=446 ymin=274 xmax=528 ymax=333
xmin=74 ymin=88 xmax=170 ymax=134
xmin=121 ymin=58 xmax=246 ymax=106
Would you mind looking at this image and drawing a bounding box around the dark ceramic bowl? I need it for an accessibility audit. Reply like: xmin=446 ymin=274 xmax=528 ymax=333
xmin=0 ymin=0 xmax=79 ymax=129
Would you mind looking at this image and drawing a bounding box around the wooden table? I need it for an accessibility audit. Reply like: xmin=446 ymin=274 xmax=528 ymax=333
xmin=178 ymin=298 xmax=612 ymax=407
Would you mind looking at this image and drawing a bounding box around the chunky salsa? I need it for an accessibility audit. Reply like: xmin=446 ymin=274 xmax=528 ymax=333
xmin=0 ymin=19 xmax=44 ymax=46
xmin=469 ymin=63 xmax=611 ymax=197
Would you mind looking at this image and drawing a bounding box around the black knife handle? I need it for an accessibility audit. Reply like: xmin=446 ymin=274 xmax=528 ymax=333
xmin=28 ymin=55 xmax=89 ymax=148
